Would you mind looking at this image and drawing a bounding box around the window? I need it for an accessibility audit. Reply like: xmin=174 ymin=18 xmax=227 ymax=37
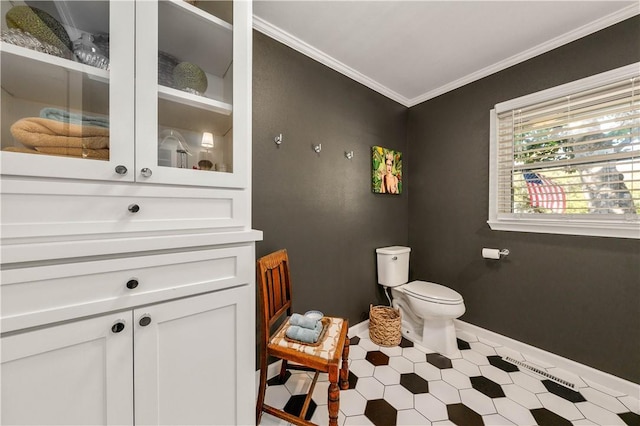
xmin=489 ymin=63 xmax=639 ymax=239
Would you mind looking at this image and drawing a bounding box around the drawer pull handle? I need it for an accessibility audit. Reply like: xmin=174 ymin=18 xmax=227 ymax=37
xmin=139 ymin=315 xmax=152 ymax=327
xmin=111 ymin=321 xmax=126 ymax=333
xmin=128 ymin=204 xmax=140 ymax=213
xmin=115 ymin=165 xmax=128 ymax=175
xmin=126 ymin=279 xmax=139 ymax=289
xmin=140 ymin=168 xmax=153 ymax=177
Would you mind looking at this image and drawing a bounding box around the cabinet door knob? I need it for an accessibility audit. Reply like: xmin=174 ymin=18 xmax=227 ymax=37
xmin=139 ymin=315 xmax=152 ymax=327
xmin=111 ymin=321 xmax=126 ymax=333
xmin=115 ymin=165 xmax=128 ymax=175
xmin=126 ymin=279 xmax=139 ymax=289
xmin=128 ymin=204 xmax=140 ymax=213
xmin=140 ymin=168 xmax=153 ymax=177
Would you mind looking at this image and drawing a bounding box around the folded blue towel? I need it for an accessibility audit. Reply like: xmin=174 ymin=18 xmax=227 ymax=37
xmin=290 ymin=313 xmax=319 ymax=330
xmin=40 ymin=107 xmax=110 ymax=129
xmin=286 ymin=321 xmax=323 ymax=343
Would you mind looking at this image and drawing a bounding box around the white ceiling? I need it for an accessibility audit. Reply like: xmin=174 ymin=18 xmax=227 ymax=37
xmin=253 ymin=1 xmax=639 ymax=107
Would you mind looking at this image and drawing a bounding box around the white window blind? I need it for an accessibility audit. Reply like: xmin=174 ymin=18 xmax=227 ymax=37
xmin=489 ymin=63 xmax=640 ymax=239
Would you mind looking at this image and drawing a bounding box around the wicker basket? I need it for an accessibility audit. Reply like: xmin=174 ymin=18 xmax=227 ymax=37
xmin=368 ymin=305 xmax=401 ymax=346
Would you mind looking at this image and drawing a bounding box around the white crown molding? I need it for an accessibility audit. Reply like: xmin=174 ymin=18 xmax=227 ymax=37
xmin=408 ymin=4 xmax=640 ymax=107
xmin=254 ymin=4 xmax=638 ymax=108
xmin=252 ymin=15 xmax=412 ymax=106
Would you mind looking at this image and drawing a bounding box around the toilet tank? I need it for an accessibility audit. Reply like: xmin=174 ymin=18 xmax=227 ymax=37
xmin=376 ymin=246 xmax=411 ymax=287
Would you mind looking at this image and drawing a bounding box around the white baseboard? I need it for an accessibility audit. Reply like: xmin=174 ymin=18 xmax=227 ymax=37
xmin=454 ymin=319 xmax=640 ymax=397
xmin=348 ymin=319 xmax=369 ymax=339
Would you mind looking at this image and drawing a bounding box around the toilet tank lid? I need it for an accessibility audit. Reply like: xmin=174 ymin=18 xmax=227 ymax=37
xmin=376 ymin=246 xmax=411 ymax=255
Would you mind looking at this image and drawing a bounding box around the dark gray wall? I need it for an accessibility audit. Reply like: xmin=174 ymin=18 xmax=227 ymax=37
xmin=407 ymin=17 xmax=640 ymax=383
xmin=253 ymin=17 xmax=639 ymax=382
xmin=253 ymin=31 xmax=409 ymax=323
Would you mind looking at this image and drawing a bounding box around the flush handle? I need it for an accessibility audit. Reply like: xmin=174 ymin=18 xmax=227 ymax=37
xmin=392 ymin=256 xmax=398 ymax=261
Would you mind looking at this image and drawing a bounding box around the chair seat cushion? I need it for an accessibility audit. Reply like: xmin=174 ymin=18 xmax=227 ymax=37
xmin=269 ymin=316 xmax=345 ymax=361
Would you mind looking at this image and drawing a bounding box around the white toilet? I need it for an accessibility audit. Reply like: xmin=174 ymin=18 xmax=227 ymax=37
xmin=376 ymin=246 xmax=465 ymax=355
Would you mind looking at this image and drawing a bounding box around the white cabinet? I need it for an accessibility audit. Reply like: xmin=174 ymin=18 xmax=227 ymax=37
xmin=1 ymin=312 xmax=134 ymax=425
xmin=1 ymin=286 xmax=254 ymax=426
xmin=0 ymin=0 xmax=256 ymax=263
xmin=136 ymin=0 xmax=252 ymax=188
xmin=135 ymin=285 xmax=254 ymax=426
xmin=0 ymin=1 xmax=260 ymax=425
xmin=1 ymin=246 xmax=254 ymax=333
xmin=0 ymin=0 xmax=135 ymax=182
xmin=0 ymin=243 xmax=260 ymax=425
xmin=0 ymin=0 xmax=250 ymax=187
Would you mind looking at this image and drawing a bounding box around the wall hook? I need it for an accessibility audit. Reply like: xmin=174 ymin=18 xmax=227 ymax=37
xmin=274 ymin=134 xmax=283 ymax=145
xmin=345 ymin=150 xmax=354 ymax=160
xmin=313 ymin=143 xmax=322 ymax=154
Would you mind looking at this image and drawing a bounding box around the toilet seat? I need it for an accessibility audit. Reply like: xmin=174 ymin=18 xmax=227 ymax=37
xmin=403 ymin=281 xmax=463 ymax=305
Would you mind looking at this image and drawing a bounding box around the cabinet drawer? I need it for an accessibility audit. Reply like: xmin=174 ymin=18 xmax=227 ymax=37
xmin=1 ymin=245 xmax=253 ymax=333
xmin=0 ymin=178 xmax=248 ymax=241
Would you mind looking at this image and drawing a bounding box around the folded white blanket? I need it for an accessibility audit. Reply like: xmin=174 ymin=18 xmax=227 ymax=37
xmin=40 ymin=107 xmax=109 ymax=129
xmin=289 ymin=313 xmax=319 ymax=330
xmin=286 ymin=322 xmax=323 ymax=343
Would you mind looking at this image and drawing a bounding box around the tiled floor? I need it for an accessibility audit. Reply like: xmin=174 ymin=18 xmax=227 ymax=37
xmin=259 ymin=328 xmax=640 ymax=426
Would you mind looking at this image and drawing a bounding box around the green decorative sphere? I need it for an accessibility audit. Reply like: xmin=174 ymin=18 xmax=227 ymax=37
xmin=173 ymin=62 xmax=208 ymax=94
xmin=6 ymin=6 xmax=72 ymax=54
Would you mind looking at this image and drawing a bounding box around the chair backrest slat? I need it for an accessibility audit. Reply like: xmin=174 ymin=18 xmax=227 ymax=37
xmin=271 ymin=264 xmax=283 ymax=313
xmin=257 ymin=249 xmax=293 ymax=343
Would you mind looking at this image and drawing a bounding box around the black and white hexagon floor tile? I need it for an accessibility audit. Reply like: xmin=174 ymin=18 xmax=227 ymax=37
xmin=259 ymin=330 xmax=640 ymax=426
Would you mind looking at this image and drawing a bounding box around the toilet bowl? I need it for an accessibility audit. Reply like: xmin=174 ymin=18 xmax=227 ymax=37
xmin=376 ymin=246 xmax=466 ymax=355
xmin=390 ymin=281 xmax=465 ymax=354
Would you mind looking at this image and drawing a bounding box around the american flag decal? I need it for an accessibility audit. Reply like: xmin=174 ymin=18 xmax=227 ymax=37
xmin=523 ymin=172 xmax=566 ymax=214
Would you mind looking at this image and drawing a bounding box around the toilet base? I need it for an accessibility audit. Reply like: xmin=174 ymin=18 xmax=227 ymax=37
xmin=399 ymin=317 xmax=459 ymax=356
xmin=422 ymin=317 xmax=458 ymax=355
xmin=390 ymin=287 xmax=463 ymax=356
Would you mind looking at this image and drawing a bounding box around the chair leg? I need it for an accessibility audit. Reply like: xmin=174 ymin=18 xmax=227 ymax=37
xmin=340 ymin=338 xmax=350 ymax=390
xmin=279 ymin=359 xmax=288 ymax=382
xmin=256 ymin=350 xmax=269 ymax=425
xmin=327 ymin=368 xmax=340 ymax=426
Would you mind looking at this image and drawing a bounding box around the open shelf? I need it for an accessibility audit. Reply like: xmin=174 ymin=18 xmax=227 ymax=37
xmin=158 ymin=97 xmax=232 ymax=136
xmin=0 ymin=43 xmax=109 ymax=112
xmin=158 ymin=85 xmax=232 ymax=116
xmin=158 ymin=0 xmax=233 ymax=79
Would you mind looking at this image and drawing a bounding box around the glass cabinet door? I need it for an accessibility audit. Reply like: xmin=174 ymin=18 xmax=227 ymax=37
xmin=0 ymin=0 xmax=135 ymax=182
xmin=135 ymin=0 xmax=249 ymax=188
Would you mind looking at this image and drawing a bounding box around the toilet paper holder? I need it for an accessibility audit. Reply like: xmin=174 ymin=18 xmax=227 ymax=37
xmin=482 ymin=248 xmax=510 ymax=259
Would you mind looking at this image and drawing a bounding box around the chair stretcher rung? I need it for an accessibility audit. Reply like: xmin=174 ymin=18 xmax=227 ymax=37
xmin=300 ymin=371 xmax=320 ymax=419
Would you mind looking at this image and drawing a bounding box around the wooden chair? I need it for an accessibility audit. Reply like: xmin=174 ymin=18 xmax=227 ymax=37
xmin=256 ymin=249 xmax=350 ymax=426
